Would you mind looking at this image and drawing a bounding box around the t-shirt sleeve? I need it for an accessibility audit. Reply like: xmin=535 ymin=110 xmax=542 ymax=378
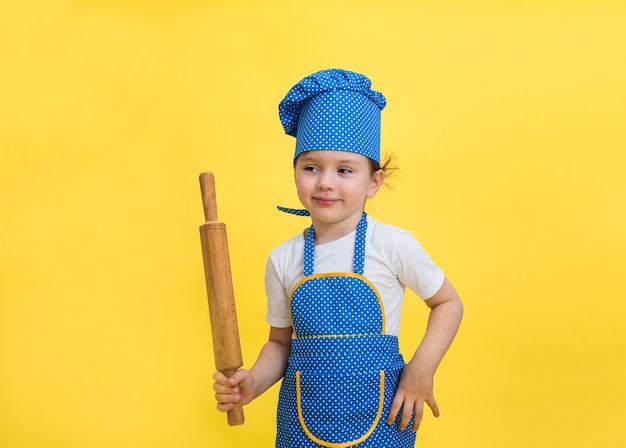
xmin=264 ymin=255 xmax=292 ymax=328
xmin=394 ymin=230 xmax=445 ymax=300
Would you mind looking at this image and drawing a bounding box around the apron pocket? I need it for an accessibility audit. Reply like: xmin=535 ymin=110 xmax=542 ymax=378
xmin=295 ymin=369 xmax=385 ymax=447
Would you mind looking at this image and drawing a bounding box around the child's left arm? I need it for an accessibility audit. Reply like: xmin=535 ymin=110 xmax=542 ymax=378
xmin=386 ymin=277 xmax=463 ymax=432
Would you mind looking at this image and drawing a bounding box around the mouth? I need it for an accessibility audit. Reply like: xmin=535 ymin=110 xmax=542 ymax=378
xmin=313 ymin=197 xmax=339 ymax=206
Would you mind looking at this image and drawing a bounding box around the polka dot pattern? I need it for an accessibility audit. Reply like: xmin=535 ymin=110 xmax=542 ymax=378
xmin=276 ymin=213 xmax=416 ymax=447
xmin=277 ymin=206 xmax=310 ymax=216
xmin=292 ymin=276 xmax=383 ymax=338
xmin=278 ymin=68 xmax=386 ymax=163
xmin=277 ymin=338 xmax=415 ymax=447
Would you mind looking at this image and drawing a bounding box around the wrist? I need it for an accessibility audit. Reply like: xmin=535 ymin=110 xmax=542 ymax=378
xmin=406 ymin=357 xmax=438 ymax=376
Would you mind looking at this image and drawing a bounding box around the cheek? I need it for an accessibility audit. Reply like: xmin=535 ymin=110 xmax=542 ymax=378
xmin=294 ymin=175 xmax=311 ymax=195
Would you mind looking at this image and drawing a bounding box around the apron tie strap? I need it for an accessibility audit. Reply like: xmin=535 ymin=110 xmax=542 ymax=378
xmin=277 ymin=206 xmax=310 ymax=216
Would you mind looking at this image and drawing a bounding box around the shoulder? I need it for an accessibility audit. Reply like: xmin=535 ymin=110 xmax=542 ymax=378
xmin=267 ymin=230 xmax=305 ymax=269
xmin=266 ymin=231 xmax=306 ymax=297
xmin=270 ymin=230 xmax=305 ymax=254
xmin=366 ymin=215 xmax=418 ymax=247
xmin=365 ymin=215 xmax=437 ymax=270
xmin=366 ymin=216 xmax=444 ymax=299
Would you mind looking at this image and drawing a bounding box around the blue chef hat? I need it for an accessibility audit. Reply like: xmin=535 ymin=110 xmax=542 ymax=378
xmin=278 ymin=68 xmax=386 ymax=164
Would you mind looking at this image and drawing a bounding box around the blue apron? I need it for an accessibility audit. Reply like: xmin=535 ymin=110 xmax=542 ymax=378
xmin=276 ymin=213 xmax=415 ymax=447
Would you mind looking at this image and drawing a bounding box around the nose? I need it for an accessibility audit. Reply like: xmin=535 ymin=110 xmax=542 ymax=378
xmin=316 ymin=170 xmax=334 ymax=190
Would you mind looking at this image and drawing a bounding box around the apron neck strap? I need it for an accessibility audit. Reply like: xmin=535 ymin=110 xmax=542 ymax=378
xmin=303 ymin=213 xmax=368 ymax=276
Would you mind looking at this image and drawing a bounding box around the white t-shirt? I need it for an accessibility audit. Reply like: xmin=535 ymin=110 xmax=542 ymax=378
xmin=265 ymin=215 xmax=445 ymax=336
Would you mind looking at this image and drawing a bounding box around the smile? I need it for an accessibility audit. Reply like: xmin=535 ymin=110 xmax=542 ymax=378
xmin=313 ymin=197 xmax=339 ymax=206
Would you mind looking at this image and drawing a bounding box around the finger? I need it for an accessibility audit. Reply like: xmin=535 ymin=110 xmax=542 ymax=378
xmin=398 ymin=398 xmax=417 ymax=431
xmin=216 ymin=401 xmax=234 ymax=413
xmin=427 ymin=396 xmax=440 ymax=418
xmin=213 ymin=381 xmax=239 ymax=394
xmin=214 ymin=389 xmax=241 ymax=405
xmin=213 ymin=369 xmax=245 ymax=387
xmin=212 ymin=370 xmax=228 ymax=384
xmin=226 ymin=370 xmax=246 ymax=386
xmin=411 ymin=400 xmax=425 ymax=432
xmin=386 ymin=392 xmax=405 ymax=425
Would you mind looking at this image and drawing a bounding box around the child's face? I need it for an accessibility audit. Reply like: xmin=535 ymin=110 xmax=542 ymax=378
xmin=294 ymin=150 xmax=383 ymax=235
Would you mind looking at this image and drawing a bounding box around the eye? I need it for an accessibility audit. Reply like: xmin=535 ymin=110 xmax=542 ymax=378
xmin=303 ymin=165 xmax=319 ymax=172
xmin=337 ymin=168 xmax=353 ymax=174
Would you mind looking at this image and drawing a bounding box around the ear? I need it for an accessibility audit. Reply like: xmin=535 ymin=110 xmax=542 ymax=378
xmin=367 ymin=169 xmax=384 ymax=199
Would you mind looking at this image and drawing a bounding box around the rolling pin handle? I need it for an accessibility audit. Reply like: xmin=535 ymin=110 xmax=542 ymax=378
xmin=199 ymin=172 xmax=218 ymax=222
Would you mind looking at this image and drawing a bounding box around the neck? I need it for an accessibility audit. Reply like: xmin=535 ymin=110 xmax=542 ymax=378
xmin=310 ymin=213 xmax=364 ymax=245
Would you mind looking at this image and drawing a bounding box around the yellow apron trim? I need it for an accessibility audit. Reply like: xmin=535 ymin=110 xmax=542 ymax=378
xmin=295 ymin=370 xmax=385 ymax=448
xmin=296 ymin=333 xmax=382 ymax=339
xmin=288 ymin=272 xmax=386 ymax=336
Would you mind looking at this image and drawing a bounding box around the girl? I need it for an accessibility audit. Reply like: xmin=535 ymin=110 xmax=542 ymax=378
xmin=213 ymin=69 xmax=463 ymax=447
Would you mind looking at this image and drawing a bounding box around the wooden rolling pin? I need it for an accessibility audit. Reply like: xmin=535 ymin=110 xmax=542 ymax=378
xmin=199 ymin=172 xmax=244 ymax=426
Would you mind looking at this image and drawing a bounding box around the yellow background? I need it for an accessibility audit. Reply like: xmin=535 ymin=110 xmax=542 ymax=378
xmin=1 ymin=1 xmax=625 ymax=446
